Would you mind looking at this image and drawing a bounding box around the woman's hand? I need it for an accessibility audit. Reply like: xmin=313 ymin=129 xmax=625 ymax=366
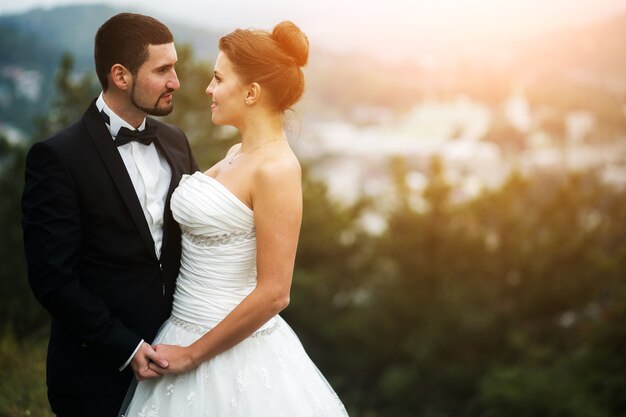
xmin=148 ymin=344 xmax=196 ymax=375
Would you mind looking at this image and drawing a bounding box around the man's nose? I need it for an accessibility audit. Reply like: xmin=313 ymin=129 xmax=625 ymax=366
xmin=168 ymin=70 xmax=181 ymax=90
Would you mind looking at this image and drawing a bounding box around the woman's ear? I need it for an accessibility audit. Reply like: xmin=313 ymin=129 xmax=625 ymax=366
xmin=110 ymin=64 xmax=131 ymax=90
xmin=245 ymin=82 xmax=261 ymax=105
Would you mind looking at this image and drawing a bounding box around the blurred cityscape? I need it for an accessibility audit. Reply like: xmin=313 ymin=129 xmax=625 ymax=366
xmin=298 ymin=92 xmax=626 ymax=203
xmin=295 ymin=10 xmax=626 ymax=217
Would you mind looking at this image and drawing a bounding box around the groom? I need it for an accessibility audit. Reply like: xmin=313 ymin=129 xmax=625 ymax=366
xmin=21 ymin=13 xmax=198 ymax=416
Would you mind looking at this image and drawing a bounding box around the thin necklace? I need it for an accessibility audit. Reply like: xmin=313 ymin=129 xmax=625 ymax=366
xmin=228 ymin=138 xmax=285 ymax=164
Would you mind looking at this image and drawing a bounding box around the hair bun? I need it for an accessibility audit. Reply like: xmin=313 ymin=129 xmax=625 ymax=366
xmin=271 ymin=21 xmax=309 ymax=67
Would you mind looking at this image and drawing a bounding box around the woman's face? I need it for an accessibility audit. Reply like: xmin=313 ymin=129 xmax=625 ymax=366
xmin=205 ymin=52 xmax=248 ymax=127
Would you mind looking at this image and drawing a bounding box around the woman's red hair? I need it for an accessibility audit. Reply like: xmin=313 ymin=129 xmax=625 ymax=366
xmin=219 ymin=21 xmax=309 ymax=112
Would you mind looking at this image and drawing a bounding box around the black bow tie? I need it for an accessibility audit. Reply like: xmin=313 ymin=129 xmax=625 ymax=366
xmin=115 ymin=126 xmax=158 ymax=147
xmin=100 ymin=109 xmax=157 ymax=147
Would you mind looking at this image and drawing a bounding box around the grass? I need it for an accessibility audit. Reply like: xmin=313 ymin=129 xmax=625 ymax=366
xmin=0 ymin=326 xmax=53 ymax=417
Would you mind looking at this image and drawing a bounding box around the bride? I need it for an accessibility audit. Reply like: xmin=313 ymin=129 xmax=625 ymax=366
xmin=121 ymin=21 xmax=349 ymax=416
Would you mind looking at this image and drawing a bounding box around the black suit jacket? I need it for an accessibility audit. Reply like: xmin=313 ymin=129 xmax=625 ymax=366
xmin=22 ymin=101 xmax=198 ymax=404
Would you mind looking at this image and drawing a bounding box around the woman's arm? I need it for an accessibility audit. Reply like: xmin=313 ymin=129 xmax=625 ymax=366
xmin=151 ymin=156 xmax=302 ymax=374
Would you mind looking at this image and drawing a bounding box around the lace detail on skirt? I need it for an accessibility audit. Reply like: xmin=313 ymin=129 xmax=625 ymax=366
xmin=180 ymin=225 xmax=256 ymax=247
xmin=169 ymin=315 xmax=281 ymax=337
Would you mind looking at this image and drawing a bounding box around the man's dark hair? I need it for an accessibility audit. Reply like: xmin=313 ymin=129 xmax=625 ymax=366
xmin=94 ymin=13 xmax=174 ymax=91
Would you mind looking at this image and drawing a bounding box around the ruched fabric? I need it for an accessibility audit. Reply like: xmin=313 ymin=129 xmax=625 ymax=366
xmin=121 ymin=172 xmax=348 ymax=416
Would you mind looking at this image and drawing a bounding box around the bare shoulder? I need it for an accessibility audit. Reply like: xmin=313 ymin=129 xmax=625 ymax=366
xmin=253 ymin=150 xmax=301 ymax=189
xmin=250 ymin=148 xmax=302 ymax=216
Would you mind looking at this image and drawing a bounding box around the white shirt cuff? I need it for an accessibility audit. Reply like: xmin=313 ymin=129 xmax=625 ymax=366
xmin=119 ymin=339 xmax=144 ymax=371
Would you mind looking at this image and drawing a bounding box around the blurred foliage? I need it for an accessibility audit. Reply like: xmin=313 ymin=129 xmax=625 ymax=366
xmin=0 ymin=133 xmax=43 ymax=337
xmin=36 ymin=53 xmax=100 ymax=138
xmin=2 ymin=47 xmax=626 ymax=417
xmin=0 ymin=327 xmax=54 ymax=417
xmin=354 ymin=158 xmax=626 ymax=416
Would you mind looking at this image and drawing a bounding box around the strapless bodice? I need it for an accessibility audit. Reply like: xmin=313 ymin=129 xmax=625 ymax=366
xmin=169 ymin=172 xmax=263 ymax=330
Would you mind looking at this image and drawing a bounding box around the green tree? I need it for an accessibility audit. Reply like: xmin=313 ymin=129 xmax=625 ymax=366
xmin=339 ymin=157 xmax=626 ymax=417
xmin=35 ymin=53 xmax=99 ymax=138
xmin=0 ymin=134 xmax=35 ymax=335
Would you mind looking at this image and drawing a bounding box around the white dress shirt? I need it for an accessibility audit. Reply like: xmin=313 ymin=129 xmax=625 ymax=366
xmin=95 ymin=93 xmax=172 ymax=371
xmin=96 ymin=93 xmax=171 ymax=258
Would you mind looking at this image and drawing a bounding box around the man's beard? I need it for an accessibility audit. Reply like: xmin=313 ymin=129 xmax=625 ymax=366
xmin=130 ymin=83 xmax=174 ymax=117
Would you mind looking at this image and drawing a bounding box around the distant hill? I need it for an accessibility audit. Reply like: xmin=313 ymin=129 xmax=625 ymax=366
xmin=0 ymin=4 xmax=221 ymax=71
xmin=0 ymin=4 xmax=221 ymax=136
xmin=0 ymin=5 xmax=120 ymax=72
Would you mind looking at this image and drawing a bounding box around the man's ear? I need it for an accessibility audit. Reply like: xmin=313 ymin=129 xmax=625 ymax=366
xmin=244 ymin=82 xmax=261 ymax=105
xmin=110 ymin=64 xmax=132 ymax=90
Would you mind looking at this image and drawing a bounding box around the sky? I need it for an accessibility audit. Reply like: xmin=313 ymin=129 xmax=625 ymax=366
xmin=1 ymin=0 xmax=626 ymax=59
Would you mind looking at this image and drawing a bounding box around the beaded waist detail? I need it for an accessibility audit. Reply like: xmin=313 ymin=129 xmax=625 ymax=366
xmin=180 ymin=225 xmax=256 ymax=247
xmin=169 ymin=315 xmax=280 ymax=338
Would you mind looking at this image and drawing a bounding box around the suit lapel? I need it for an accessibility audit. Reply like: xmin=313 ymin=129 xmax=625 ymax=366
xmin=84 ymin=102 xmax=157 ymax=260
xmin=149 ymin=118 xmax=180 ymax=255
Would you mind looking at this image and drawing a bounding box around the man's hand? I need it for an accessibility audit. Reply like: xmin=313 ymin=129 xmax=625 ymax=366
xmin=130 ymin=342 xmax=169 ymax=381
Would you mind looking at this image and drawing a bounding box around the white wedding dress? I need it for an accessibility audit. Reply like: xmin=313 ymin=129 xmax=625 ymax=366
xmin=121 ymin=172 xmax=348 ymax=417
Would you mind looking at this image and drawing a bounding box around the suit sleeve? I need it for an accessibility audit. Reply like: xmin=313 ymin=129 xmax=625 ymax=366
xmin=22 ymin=141 xmax=141 ymax=368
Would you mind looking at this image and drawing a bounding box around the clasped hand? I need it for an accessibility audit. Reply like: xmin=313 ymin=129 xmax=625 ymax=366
xmin=147 ymin=344 xmax=196 ymax=375
xmin=130 ymin=342 xmax=195 ymax=381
